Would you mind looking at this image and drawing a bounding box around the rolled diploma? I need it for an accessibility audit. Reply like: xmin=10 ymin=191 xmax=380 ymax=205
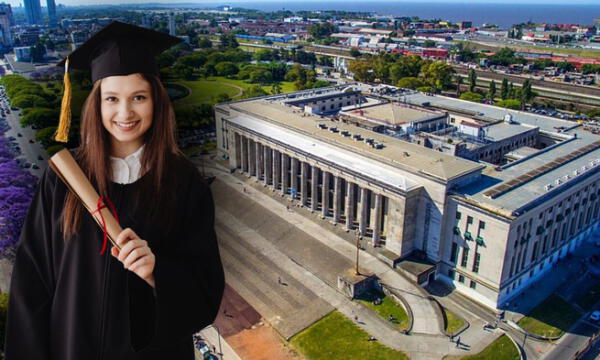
xmin=49 ymin=148 xmax=121 ymax=250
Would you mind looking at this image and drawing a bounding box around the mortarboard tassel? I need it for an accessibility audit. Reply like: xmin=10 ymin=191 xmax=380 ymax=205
xmin=55 ymin=57 xmax=71 ymax=143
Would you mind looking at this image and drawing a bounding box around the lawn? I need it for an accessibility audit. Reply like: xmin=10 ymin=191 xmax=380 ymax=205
xmin=290 ymin=311 xmax=408 ymax=360
xmin=174 ymin=77 xmax=296 ymax=106
xmin=460 ymin=335 xmax=520 ymax=360
xmin=577 ymin=282 xmax=600 ymax=311
xmin=445 ymin=309 xmax=466 ymax=335
xmin=356 ymin=290 xmax=409 ymax=331
xmin=517 ymin=294 xmax=581 ymax=338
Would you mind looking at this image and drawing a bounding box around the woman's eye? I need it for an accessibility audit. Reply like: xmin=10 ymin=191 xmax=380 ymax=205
xmin=133 ymin=95 xmax=146 ymax=101
xmin=105 ymin=96 xmax=117 ymax=102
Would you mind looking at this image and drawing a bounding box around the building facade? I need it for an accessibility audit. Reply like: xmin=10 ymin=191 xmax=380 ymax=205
xmin=24 ymin=0 xmax=42 ymax=25
xmin=215 ymin=86 xmax=600 ymax=310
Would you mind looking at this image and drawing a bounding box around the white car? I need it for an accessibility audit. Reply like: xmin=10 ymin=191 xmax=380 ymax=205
xmin=589 ymin=311 xmax=600 ymax=322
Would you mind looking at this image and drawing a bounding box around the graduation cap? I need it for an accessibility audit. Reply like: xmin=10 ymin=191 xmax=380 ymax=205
xmin=54 ymin=21 xmax=182 ymax=143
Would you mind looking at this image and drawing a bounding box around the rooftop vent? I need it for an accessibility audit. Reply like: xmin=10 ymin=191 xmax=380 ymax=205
xmin=555 ymin=179 xmax=562 ymax=185
xmin=318 ymin=124 xmax=328 ymax=129
xmin=545 ymin=184 xmax=553 ymax=191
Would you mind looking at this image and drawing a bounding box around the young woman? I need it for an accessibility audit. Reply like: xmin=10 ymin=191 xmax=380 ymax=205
xmin=5 ymin=22 xmax=225 ymax=360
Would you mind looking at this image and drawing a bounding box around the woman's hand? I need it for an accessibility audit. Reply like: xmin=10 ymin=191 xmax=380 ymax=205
xmin=111 ymin=228 xmax=156 ymax=288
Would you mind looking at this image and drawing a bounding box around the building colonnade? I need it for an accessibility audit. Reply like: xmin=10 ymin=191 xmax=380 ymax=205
xmin=235 ymin=132 xmax=389 ymax=245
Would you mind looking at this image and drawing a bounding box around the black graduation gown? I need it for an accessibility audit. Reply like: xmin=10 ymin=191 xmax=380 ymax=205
xmin=5 ymin=155 xmax=225 ymax=360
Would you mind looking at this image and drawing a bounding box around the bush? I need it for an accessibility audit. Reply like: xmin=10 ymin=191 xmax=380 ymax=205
xmin=459 ymin=91 xmax=484 ymax=103
xmin=495 ymin=99 xmax=522 ymax=110
xmin=397 ymin=77 xmax=425 ymax=90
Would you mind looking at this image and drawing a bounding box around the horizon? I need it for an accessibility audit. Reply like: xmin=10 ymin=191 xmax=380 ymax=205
xmin=5 ymin=0 xmax=600 ymax=8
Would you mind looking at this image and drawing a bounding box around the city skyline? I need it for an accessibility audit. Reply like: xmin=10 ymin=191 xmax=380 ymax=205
xmin=2 ymin=0 xmax=600 ymax=8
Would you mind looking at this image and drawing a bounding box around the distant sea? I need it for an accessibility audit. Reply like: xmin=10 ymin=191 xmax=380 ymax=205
xmin=215 ymin=1 xmax=600 ymax=29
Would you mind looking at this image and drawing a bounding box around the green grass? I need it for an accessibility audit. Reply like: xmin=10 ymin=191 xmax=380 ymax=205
xmin=445 ymin=309 xmax=466 ymax=335
xmin=577 ymin=282 xmax=600 ymax=311
xmin=175 ymin=79 xmax=243 ymax=105
xmin=290 ymin=311 xmax=408 ymax=360
xmin=356 ymin=290 xmax=409 ymax=331
xmin=460 ymin=335 xmax=520 ymax=360
xmin=173 ymin=76 xmax=296 ymax=106
xmin=517 ymin=294 xmax=581 ymax=338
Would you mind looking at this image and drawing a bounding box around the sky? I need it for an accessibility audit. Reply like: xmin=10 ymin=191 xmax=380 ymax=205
xmin=6 ymin=0 xmax=600 ymax=7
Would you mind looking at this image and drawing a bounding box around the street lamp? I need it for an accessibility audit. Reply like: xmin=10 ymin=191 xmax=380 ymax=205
xmin=355 ymin=229 xmax=362 ymax=275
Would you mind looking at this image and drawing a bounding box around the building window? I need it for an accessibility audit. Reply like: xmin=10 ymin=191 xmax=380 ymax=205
xmin=450 ymin=242 xmax=458 ymax=263
xmin=458 ymin=274 xmax=465 ymax=283
xmin=470 ymin=280 xmax=477 ymax=289
xmin=456 ymin=211 xmax=462 ymax=220
xmin=461 ymin=248 xmax=469 ymax=267
xmin=472 ymin=253 xmax=481 ymax=273
xmin=467 ymin=216 xmax=473 ymax=225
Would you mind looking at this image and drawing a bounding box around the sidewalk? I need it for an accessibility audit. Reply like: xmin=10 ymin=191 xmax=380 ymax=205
xmin=198 ymin=326 xmax=243 ymax=360
xmin=210 ymin=168 xmax=504 ymax=359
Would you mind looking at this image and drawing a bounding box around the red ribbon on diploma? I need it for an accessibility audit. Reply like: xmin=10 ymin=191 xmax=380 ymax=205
xmin=90 ymin=196 xmax=120 ymax=255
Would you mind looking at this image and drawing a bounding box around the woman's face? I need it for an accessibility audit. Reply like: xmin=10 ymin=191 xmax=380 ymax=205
xmin=100 ymin=73 xmax=153 ymax=157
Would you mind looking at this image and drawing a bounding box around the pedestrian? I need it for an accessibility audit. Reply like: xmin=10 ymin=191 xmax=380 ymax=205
xmin=4 ymin=22 xmax=225 ymax=360
xmin=354 ymin=315 xmax=358 ymax=322
xmin=456 ymin=336 xmax=461 ymax=348
xmin=278 ymin=276 xmax=282 ymax=284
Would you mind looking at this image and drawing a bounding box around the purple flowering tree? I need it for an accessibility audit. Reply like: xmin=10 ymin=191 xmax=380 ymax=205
xmin=0 ymin=135 xmax=37 ymax=260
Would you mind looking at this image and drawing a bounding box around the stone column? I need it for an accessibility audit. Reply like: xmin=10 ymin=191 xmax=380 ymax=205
xmin=359 ymin=187 xmax=369 ymax=235
xmin=264 ymin=145 xmax=271 ymax=186
xmin=255 ymin=142 xmax=262 ymax=181
xmin=345 ymin=182 xmax=355 ymax=230
xmin=272 ymin=149 xmax=280 ymax=190
xmin=301 ymin=162 xmax=308 ymax=206
xmin=333 ymin=176 xmax=342 ymax=223
xmin=241 ymin=136 xmax=248 ymax=173
xmin=281 ymin=154 xmax=289 ymax=196
xmin=248 ymin=139 xmax=255 ymax=177
xmin=373 ymin=193 xmax=383 ymax=244
xmin=290 ymin=157 xmax=298 ymax=199
xmin=322 ymin=171 xmax=330 ymax=217
xmin=311 ymin=166 xmax=319 ymax=211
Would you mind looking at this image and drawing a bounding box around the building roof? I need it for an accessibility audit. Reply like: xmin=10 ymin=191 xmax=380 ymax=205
xmin=400 ymin=92 xmax=600 ymax=215
xmin=341 ymin=102 xmax=445 ymax=126
xmin=228 ymin=94 xmax=483 ymax=183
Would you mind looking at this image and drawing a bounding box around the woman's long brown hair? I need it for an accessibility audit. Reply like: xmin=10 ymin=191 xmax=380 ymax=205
xmin=61 ymin=73 xmax=181 ymax=239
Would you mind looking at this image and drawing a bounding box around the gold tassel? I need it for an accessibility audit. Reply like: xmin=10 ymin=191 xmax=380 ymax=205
xmin=55 ymin=57 xmax=71 ymax=143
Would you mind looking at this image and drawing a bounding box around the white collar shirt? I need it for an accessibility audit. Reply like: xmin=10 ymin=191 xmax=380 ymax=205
xmin=110 ymin=145 xmax=144 ymax=184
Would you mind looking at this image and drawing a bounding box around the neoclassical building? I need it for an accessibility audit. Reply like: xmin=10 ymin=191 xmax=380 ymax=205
xmin=215 ymin=86 xmax=600 ymax=309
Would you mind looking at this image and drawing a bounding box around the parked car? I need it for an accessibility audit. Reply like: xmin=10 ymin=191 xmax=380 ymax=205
xmin=37 ymin=155 xmax=43 ymax=161
xmin=32 ymin=164 xmax=39 ymax=169
xmin=17 ymin=133 xmax=22 ymax=137
xmin=29 ymin=139 xmax=34 ymax=143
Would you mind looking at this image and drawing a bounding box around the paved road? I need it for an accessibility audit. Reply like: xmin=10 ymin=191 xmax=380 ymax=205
xmin=0 ymin=86 xmax=47 ymax=177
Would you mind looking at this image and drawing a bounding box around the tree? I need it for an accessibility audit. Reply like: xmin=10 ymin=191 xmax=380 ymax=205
xmin=173 ymin=64 xmax=194 ymax=80
xmin=423 ymin=40 xmax=436 ymax=48
xmin=197 ymin=37 xmax=213 ymax=49
xmin=214 ymin=62 xmax=239 ymax=77
xmin=520 ymin=79 xmax=534 ymax=109
xmin=307 ymin=23 xmax=337 ymax=39
xmin=488 ymin=80 xmax=497 ymax=100
xmin=20 ymin=108 xmax=58 ymax=129
xmin=244 ymin=85 xmax=268 ymax=99
xmin=253 ymin=49 xmax=273 ymax=62
xmin=397 ymin=77 xmax=425 ymax=90
xmin=219 ymin=33 xmax=239 ymax=49
xmin=35 ymin=126 xmax=58 ymax=147
xmin=459 ymin=91 xmax=483 ymax=102
xmin=30 ymin=42 xmax=46 ymax=62
xmin=495 ymin=99 xmax=522 ymax=110
xmin=455 ymin=75 xmax=463 ymax=96
xmin=468 ymin=69 xmax=477 ymax=93
xmin=214 ymin=93 xmax=231 ymax=103
xmin=500 ymin=78 xmax=509 ymax=100
xmin=348 ymin=60 xmax=374 ymax=83
xmin=11 ymin=94 xmax=49 ymax=108
xmin=349 ymin=48 xmax=361 ymax=58
xmin=248 ymin=68 xmax=272 ymax=84
xmin=419 ymin=61 xmax=454 ymax=91
xmin=271 ymin=82 xmax=282 ymax=94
